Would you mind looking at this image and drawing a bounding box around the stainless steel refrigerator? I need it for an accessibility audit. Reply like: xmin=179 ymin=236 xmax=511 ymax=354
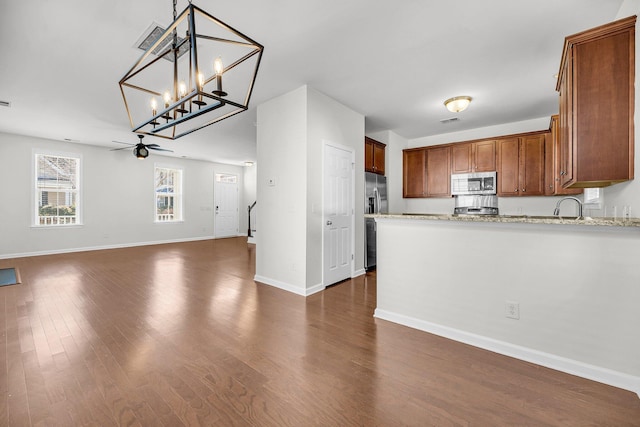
xmin=365 ymin=172 xmax=387 ymax=270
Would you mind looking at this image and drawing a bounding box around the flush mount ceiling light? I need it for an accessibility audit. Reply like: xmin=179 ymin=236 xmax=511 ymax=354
xmin=119 ymin=0 xmax=264 ymax=140
xmin=444 ymin=96 xmax=472 ymax=113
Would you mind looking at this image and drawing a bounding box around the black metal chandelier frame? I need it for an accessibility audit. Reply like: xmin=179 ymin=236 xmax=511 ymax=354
xmin=119 ymin=1 xmax=264 ymax=140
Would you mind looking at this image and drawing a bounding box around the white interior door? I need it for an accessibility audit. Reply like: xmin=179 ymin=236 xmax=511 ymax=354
xmin=323 ymin=143 xmax=354 ymax=286
xmin=214 ymin=174 xmax=238 ymax=238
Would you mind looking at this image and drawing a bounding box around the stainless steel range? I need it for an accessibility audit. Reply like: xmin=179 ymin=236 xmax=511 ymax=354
xmin=451 ymin=171 xmax=498 ymax=215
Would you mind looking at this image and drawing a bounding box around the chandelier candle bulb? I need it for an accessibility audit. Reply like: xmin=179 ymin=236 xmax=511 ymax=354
xmin=179 ymin=81 xmax=187 ymax=98
xmin=193 ymin=73 xmax=207 ymax=107
xmin=214 ymin=57 xmax=224 ymax=75
xmin=213 ymin=57 xmax=227 ymax=97
xmin=163 ymin=91 xmax=171 ymax=108
xmin=150 ymin=98 xmax=158 ymax=115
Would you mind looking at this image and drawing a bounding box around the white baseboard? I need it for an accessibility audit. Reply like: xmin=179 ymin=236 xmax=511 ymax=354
xmin=0 ymin=235 xmax=216 ymax=260
xmin=254 ymin=275 xmax=325 ymax=297
xmin=247 ymin=236 xmax=256 ymax=245
xmin=374 ymin=308 xmax=640 ymax=398
xmin=352 ymin=268 xmax=366 ymax=278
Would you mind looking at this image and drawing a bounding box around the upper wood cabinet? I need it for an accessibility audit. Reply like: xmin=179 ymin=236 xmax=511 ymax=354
xmin=556 ymin=16 xmax=635 ymax=188
xmin=544 ymin=115 xmax=582 ymax=195
xmin=497 ymin=134 xmax=545 ymax=196
xmin=426 ymin=146 xmax=451 ymax=197
xmin=403 ymin=148 xmax=427 ymax=198
xmin=365 ymin=137 xmax=386 ymax=175
xmin=451 ymin=140 xmax=496 ymax=174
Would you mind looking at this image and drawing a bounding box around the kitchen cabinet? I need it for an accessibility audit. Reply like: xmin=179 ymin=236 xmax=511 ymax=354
xmin=365 ymin=137 xmax=386 ymax=175
xmin=497 ymin=134 xmax=545 ymax=196
xmin=556 ymin=16 xmax=635 ymax=188
xmin=403 ymin=148 xmax=427 ymax=198
xmin=426 ymin=145 xmax=451 ymax=197
xmin=451 ymin=140 xmax=496 ymax=173
xmin=544 ymin=115 xmax=582 ymax=195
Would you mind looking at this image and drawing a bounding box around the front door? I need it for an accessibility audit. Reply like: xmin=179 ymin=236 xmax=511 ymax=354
xmin=214 ymin=173 xmax=238 ymax=238
xmin=323 ymin=142 xmax=354 ymax=286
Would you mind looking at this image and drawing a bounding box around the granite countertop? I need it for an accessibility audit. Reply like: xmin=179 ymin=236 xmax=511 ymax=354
xmin=366 ymin=213 xmax=640 ymax=228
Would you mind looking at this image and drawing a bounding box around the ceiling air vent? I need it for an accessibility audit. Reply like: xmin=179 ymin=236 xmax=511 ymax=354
xmin=440 ymin=117 xmax=460 ymax=124
xmin=136 ymin=23 xmax=189 ymax=62
xmin=0 ymin=100 xmax=11 ymax=108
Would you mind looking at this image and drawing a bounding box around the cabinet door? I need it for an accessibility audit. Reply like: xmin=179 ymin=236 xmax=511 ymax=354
xmin=474 ymin=140 xmax=496 ymax=172
xmin=547 ymin=115 xmax=582 ymax=195
xmin=451 ymin=143 xmax=472 ymax=174
xmin=573 ymin=29 xmax=634 ymax=184
xmin=403 ymin=149 xmax=427 ymax=198
xmin=426 ymin=146 xmax=451 ymax=197
xmin=544 ymin=130 xmax=555 ymax=195
xmin=364 ymin=139 xmax=375 ymax=173
xmin=365 ymin=137 xmax=386 ymax=175
xmin=559 ymin=60 xmax=574 ymax=187
xmin=373 ymin=142 xmax=385 ymax=175
xmin=497 ymin=138 xmax=520 ymax=196
xmin=520 ymin=135 xmax=545 ymax=196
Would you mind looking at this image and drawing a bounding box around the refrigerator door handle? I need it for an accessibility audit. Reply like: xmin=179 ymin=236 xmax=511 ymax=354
xmin=372 ymin=187 xmax=378 ymax=213
xmin=375 ymin=187 xmax=382 ymax=214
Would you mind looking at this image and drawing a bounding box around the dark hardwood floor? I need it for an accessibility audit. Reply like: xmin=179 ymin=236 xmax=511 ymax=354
xmin=1 ymin=237 xmax=639 ymax=426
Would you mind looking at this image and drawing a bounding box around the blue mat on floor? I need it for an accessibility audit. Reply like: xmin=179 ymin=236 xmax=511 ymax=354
xmin=0 ymin=268 xmax=20 ymax=287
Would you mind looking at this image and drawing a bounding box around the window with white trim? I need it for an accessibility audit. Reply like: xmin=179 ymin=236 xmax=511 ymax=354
xmin=155 ymin=166 xmax=183 ymax=222
xmin=34 ymin=153 xmax=81 ymax=226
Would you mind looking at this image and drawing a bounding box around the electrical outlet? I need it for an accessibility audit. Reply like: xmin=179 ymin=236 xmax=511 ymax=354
xmin=505 ymin=301 xmax=520 ymax=319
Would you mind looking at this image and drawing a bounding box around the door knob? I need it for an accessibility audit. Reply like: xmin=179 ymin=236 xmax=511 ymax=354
xmin=326 ymin=220 xmax=332 ymax=225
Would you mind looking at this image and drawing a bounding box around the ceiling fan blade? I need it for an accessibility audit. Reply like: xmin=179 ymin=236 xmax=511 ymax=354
xmin=111 ymin=140 xmax=134 ymax=146
xmin=110 ymin=146 xmax=132 ymax=151
xmin=145 ymin=143 xmax=161 ymax=148
xmin=149 ymin=147 xmax=174 ymax=152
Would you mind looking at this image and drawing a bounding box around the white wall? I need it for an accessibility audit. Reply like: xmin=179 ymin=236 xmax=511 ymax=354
xmin=375 ymin=219 xmax=640 ymax=394
xmin=603 ymin=1 xmax=640 ymax=221
xmin=255 ymin=86 xmax=365 ymax=295
xmin=307 ymin=88 xmax=366 ymax=284
xmin=255 ymin=86 xmax=308 ymax=293
xmin=0 ymin=132 xmax=244 ymax=258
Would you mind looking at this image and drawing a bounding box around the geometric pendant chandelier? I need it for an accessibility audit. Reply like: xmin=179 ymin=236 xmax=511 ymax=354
xmin=119 ymin=1 xmax=264 ymax=140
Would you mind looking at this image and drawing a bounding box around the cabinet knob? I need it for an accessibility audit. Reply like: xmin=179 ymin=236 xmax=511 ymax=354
xmin=515 ymin=189 xmax=518 ymax=192
xmin=522 ymin=189 xmax=526 ymax=192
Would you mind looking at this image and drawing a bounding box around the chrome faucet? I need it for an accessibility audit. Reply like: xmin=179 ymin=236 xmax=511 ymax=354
xmin=553 ymin=196 xmax=583 ymax=219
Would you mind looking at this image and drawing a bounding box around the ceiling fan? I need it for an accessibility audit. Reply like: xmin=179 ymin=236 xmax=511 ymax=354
xmin=110 ymin=135 xmax=173 ymax=159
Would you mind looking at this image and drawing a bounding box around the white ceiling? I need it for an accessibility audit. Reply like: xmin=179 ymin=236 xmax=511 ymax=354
xmin=0 ymin=0 xmax=626 ymax=165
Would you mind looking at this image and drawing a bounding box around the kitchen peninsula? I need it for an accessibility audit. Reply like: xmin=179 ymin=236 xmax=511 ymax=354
xmin=368 ymin=213 xmax=640 ymax=396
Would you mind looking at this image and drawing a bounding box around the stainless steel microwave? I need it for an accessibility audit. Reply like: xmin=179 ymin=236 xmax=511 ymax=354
xmin=451 ymin=171 xmax=497 ymax=195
